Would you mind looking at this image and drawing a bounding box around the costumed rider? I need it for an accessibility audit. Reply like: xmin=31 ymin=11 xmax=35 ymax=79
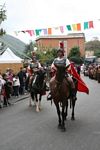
xmin=28 ymin=52 xmax=42 ymax=88
xmin=47 ymin=48 xmax=77 ymax=100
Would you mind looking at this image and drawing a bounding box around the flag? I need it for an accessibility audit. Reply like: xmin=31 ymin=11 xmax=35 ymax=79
xmin=77 ymin=23 xmax=81 ymax=31
xmin=67 ymin=63 xmax=89 ymax=94
xmin=89 ymin=21 xmax=94 ymax=28
xmin=48 ymin=28 xmax=52 ymax=35
xmin=66 ymin=25 xmax=72 ymax=31
xmin=84 ymin=22 xmax=88 ymax=29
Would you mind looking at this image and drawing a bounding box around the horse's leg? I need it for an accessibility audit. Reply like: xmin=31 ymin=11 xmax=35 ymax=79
xmin=29 ymin=92 xmax=35 ymax=106
xmin=56 ymin=103 xmax=62 ymax=128
xmin=35 ymin=94 xmax=40 ymax=112
xmin=29 ymin=92 xmax=33 ymax=107
xmin=64 ymin=100 xmax=68 ymax=120
xmin=71 ymin=98 xmax=76 ymax=120
xmin=61 ymin=101 xmax=66 ymax=131
xmin=39 ymin=94 xmax=42 ymax=110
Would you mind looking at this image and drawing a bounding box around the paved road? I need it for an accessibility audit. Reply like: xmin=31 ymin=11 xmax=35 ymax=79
xmin=0 ymin=74 xmax=100 ymax=150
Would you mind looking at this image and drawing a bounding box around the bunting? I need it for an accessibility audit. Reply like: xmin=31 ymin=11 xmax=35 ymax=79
xmin=15 ymin=20 xmax=94 ymax=37
xmin=60 ymin=26 xmax=64 ymax=33
xmin=48 ymin=28 xmax=52 ymax=35
xmin=66 ymin=25 xmax=72 ymax=31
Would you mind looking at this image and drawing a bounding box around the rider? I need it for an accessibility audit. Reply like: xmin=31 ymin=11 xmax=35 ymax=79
xmin=47 ymin=48 xmax=77 ymax=100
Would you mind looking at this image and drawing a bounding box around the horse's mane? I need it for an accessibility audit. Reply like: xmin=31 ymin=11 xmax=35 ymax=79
xmin=31 ymin=69 xmax=46 ymax=94
xmin=50 ymin=65 xmax=70 ymax=101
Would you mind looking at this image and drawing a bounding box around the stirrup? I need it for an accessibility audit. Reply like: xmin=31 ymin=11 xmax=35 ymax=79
xmin=72 ymin=96 xmax=77 ymax=100
xmin=47 ymin=95 xmax=52 ymax=101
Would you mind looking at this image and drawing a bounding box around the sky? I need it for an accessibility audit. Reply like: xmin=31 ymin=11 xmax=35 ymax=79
xmin=0 ymin=0 xmax=100 ymax=44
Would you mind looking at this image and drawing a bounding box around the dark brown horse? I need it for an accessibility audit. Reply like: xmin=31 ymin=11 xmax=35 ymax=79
xmin=50 ymin=65 xmax=77 ymax=131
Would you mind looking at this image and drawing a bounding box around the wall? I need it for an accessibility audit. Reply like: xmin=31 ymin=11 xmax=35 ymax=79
xmin=0 ymin=63 xmax=23 ymax=73
xmin=36 ymin=37 xmax=85 ymax=57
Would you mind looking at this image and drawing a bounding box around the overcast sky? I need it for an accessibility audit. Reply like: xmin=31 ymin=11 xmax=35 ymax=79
xmin=1 ymin=0 xmax=100 ymax=43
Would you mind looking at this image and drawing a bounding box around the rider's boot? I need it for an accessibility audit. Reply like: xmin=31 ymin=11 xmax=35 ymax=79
xmin=47 ymin=92 xmax=52 ymax=100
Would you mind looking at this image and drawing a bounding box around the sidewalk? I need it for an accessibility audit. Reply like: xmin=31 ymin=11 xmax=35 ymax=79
xmin=9 ymin=93 xmax=30 ymax=104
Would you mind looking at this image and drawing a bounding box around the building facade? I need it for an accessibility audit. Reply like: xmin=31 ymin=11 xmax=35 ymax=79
xmin=35 ymin=33 xmax=85 ymax=57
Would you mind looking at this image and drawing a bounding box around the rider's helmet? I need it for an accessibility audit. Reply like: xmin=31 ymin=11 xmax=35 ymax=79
xmin=57 ymin=48 xmax=64 ymax=56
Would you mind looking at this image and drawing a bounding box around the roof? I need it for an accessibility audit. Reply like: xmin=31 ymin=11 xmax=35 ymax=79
xmin=0 ymin=47 xmax=23 ymax=63
xmin=0 ymin=34 xmax=30 ymax=59
xmin=36 ymin=33 xmax=85 ymax=41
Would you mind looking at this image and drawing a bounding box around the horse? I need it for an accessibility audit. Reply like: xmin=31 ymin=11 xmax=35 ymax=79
xmin=50 ymin=65 xmax=77 ymax=131
xmin=29 ymin=68 xmax=47 ymax=112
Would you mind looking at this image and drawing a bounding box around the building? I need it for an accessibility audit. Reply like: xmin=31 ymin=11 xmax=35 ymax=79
xmin=35 ymin=33 xmax=85 ymax=57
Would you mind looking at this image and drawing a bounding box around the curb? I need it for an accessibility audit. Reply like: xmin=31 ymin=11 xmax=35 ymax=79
xmin=9 ymin=94 xmax=30 ymax=104
xmin=14 ymin=95 xmax=30 ymax=103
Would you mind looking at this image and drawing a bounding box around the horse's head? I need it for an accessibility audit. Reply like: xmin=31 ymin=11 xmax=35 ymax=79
xmin=36 ymin=69 xmax=46 ymax=84
xmin=55 ymin=65 xmax=66 ymax=82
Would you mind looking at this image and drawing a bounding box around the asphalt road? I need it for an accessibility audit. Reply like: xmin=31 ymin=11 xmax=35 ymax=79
xmin=0 ymin=74 xmax=100 ymax=150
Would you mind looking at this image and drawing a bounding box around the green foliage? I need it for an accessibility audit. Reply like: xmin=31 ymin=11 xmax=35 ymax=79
xmin=0 ymin=28 xmax=6 ymax=35
xmin=85 ymin=39 xmax=100 ymax=58
xmin=35 ymin=48 xmax=57 ymax=65
xmin=68 ymin=46 xmax=83 ymax=64
xmin=68 ymin=46 xmax=80 ymax=57
xmin=85 ymin=40 xmax=100 ymax=51
xmin=25 ymin=40 xmax=58 ymax=65
xmin=94 ymin=49 xmax=100 ymax=57
xmin=0 ymin=4 xmax=6 ymax=36
xmin=69 ymin=56 xmax=84 ymax=64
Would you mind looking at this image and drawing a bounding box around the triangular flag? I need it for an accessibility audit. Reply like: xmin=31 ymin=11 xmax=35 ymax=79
xmin=84 ymin=22 xmax=88 ymax=29
xmin=42 ymin=28 xmax=47 ymax=35
xmin=48 ymin=28 xmax=52 ymax=35
xmin=35 ymin=29 xmax=42 ymax=36
xmin=72 ymin=24 xmax=77 ymax=31
xmin=59 ymin=26 xmax=64 ymax=33
xmin=89 ymin=21 xmax=94 ymax=28
xmin=77 ymin=23 xmax=81 ymax=31
xmin=66 ymin=25 xmax=72 ymax=31
xmin=26 ymin=30 xmax=34 ymax=36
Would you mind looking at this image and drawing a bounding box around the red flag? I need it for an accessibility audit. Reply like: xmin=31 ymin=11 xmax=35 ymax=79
xmin=67 ymin=63 xmax=89 ymax=94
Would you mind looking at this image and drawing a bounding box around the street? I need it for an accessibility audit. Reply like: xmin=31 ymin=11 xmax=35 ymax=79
xmin=0 ymin=74 xmax=100 ymax=150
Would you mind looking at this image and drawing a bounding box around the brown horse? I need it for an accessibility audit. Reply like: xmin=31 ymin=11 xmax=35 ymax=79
xmin=50 ymin=65 xmax=77 ymax=131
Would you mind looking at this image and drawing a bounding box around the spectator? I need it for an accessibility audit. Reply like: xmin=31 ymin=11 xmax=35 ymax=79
xmin=13 ymin=74 xmax=20 ymax=97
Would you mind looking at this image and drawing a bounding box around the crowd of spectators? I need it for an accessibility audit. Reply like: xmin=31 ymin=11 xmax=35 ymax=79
xmin=83 ymin=63 xmax=100 ymax=83
xmin=0 ymin=67 xmax=29 ymax=108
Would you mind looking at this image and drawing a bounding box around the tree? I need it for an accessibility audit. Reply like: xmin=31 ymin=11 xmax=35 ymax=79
xmin=25 ymin=40 xmax=58 ymax=65
xmin=85 ymin=40 xmax=100 ymax=51
xmin=68 ymin=46 xmax=83 ymax=64
xmin=85 ymin=39 xmax=100 ymax=57
xmin=0 ymin=4 xmax=6 ymax=35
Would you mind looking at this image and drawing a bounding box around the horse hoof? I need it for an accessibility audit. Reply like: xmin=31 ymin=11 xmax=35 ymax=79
xmin=61 ymin=127 xmax=66 ymax=132
xmin=29 ymin=104 xmax=32 ymax=107
xmin=36 ymin=108 xmax=40 ymax=112
xmin=39 ymin=107 xmax=42 ymax=111
xmin=71 ymin=117 xmax=75 ymax=120
xmin=58 ymin=124 xmax=62 ymax=129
